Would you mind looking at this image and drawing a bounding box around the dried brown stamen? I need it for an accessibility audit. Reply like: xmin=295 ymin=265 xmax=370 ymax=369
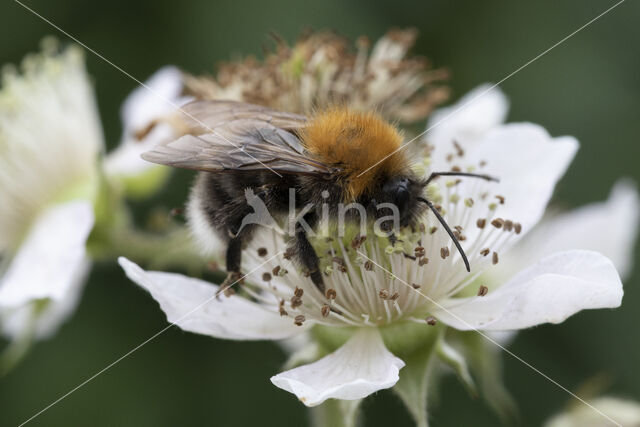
xmin=257 ymin=247 xmax=268 ymax=257
xmin=411 ymin=283 xmax=421 ymax=289
xmin=425 ymin=316 xmax=437 ymax=326
xmin=480 ymin=248 xmax=490 ymax=257
xmin=476 ymin=218 xmax=486 ymax=229
xmin=503 ymin=220 xmax=514 ymax=232
xmin=290 ymin=295 xmax=303 ymax=309
xmin=364 ymin=260 xmax=374 ymax=271
xmin=283 ymin=248 xmax=295 ymax=260
xmin=294 ymin=287 xmax=304 ymax=297
xmin=492 ymin=251 xmax=499 ymax=265
xmin=379 ymin=289 xmax=390 ymax=300
xmin=453 ymin=140 xmax=464 ymax=156
xmin=495 ymin=195 xmax=505 ymax=205
xmin=262 ymin=272 xmax=272 ymax=282
xmin=326 ymin=288 xmax=337 ymax=300
xmin=390 ymin=292 xmax=399 ymax=301
xmin=272 ymin=265 xmax=281 ymax=276
xmin=321 ymin=304 xmax=331 ymax=318
xmin=294 ymin=315 xmax=305 ymax=326
xmin=491 ymin=218 xmax=504 ymax=229
xmin=414 ymin=246 xmax=425 ymax=258
xmin=477 ymin=285 xmax=488 ymax=296
xmin=440 ymin=247 xmax=450 ymax=259
xmin=419 ymin=257 xmax=429 ymax=266
xmin=514 ymin=223 xmax=522 ymax=234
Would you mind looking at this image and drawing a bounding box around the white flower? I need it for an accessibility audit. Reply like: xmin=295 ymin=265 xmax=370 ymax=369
xmin=0 ymin=41 xmax=101 ymax=342
xmin=119 ymin=85 xmax=623 ymax=408
xmin=103 ymin=66 xmax=191 ymax=196
xmin=544 ymin=397 xmax=640 ymax=427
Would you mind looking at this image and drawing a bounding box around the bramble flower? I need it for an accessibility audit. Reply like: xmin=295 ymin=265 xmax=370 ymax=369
xmin=104 ymin=66 xmax=192 ymax=198
xmin=119 ymin=78 xmax=624 ymax=426
xmin=544 ymin=396 xmax=640 ymax=427
xmin=429 ymin=86 xmax=639 ymax=421
xmin=184 ymin=28 xmax=449 ymax=123
xmin=0 ymin=40 xmax=101 ymax=365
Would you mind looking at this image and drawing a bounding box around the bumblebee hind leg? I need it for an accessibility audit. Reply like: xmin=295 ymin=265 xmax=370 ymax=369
xmin=291 ymin=212 xmax=325 ymax=294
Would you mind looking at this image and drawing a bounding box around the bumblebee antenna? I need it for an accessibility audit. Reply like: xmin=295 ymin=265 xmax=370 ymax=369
xmin=417 ymin=196 xmax=470 ymax=272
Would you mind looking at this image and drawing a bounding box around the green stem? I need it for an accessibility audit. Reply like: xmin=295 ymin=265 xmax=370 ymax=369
xmin=310 ymin=399 xmax=362 ymax=427
xmin=90 ymin=224 xmax=211 ymax=277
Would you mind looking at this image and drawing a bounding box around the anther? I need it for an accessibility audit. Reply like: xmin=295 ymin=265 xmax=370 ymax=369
xmin=425 ymin=316 xmax=437 ymax=326
xmin=279 ymin=304 xmax=288 ymax=317
xmin=290 ymin=295 xmax=303 ymax=309
xmin=419 ymin=257 xmax=429 ymax=266
xmin=379 ymin=289 xmax=390 ymax=300
xmin=476 ymin=218 xmax=486 ymax=229
xmin=453 ymin=140 xmax=465 ymax=157
xmin=364 ymin=260 xmax=374 ymax=271
xmin=514 ymin=223 xmax=522 ymax=234
xmin=411 ymin=283 xmax=421 ymax=289
xmin=414 ymin=246 xmax=425 ymax=258
xmin=262 ymin=272 xmax=272 ymax=282
xmin=492 ymin=251 xmax=499 ymax=265
xmin=272 ymin=266 xmax=281 ymax=276
xmin=390 ymin=292 xmax=399 ymax=301
xmin=326 ymin=288 xmax=337 ymax=300
xmin=294 ymin=287 xmax=304 ymax=297
xmin=257 ymin=247 xmax=268 ymax=257
xmin=480 ymin=248 xmax=490 ymax=256
xmin=440 ymin=247 xmax=450 ymax=259
xmin=429 ymin=226 xmax=438 ymax=234
xmin=477 ymin=285 xmax=488 ymax=296
xmin=451 ymin=165 xmax=462 ymax=172
xmin=491 ymin=218 xmax=504 ymax=229
xmin=283 ymin=248 xmax=295 ymax=260
xmin=503 ymin=220 xmax=513 ymax=232
xmin=479 ymin=160 xmax=487 ymax=167
xmin=294 ymin=315 xmax=305 ymax=326
xmin=495 ymin=195 xmax=505 ymax=204
xmin=321 ymin=304 xmax=331 ymax=318
xmin=465 ymin=198 xmax=474 ymax=207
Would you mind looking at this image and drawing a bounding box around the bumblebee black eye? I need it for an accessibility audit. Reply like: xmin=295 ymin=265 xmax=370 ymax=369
xmin=383 ymin=177 xmax=411 ymax=214
xmin=395 ymin=186 xmax=409 ymax=212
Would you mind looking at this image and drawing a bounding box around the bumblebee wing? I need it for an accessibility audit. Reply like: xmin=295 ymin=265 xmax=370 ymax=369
xmin=142 ymin=101 xmax=330 ymax=175
xmin=181 ymin=100 xmax=308 ymax=133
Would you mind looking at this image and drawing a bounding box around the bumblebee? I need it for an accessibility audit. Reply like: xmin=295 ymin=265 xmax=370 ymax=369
xmin=143 ymin=101 xmax=496 ymax=293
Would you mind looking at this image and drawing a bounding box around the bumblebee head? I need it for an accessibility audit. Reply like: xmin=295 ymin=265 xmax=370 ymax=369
xmin=373 ymin=175 xmax=426 ymax=229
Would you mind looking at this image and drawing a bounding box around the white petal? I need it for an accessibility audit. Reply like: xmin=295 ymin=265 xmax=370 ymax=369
xmin=1 ymin=259 xmax=90 ymax=340
xmin=271 ymin=328 xmax=404 ymax=406
xmin=497 ymin=179 xmax=640 ymax=281
xmin=432 ymin=250 xmax=622 ymax=331
xmin=427 ymin=84 xmax=509 ymax=154
xmin=118 ymin=257 xmax=307 ymax=340
xmin=456 ymin=123 xmax=578 ymax=238
xmin=121 ymin=66 xmax=184 ymax=132
xmin=0 ymin=201 xmax=94 ymax=307
xmin=104 ymin=66 xmax=192 ymax=177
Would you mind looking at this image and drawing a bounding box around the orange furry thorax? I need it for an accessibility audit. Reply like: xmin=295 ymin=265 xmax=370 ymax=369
xmin=301 ymin=108 xmax=407 ymax=200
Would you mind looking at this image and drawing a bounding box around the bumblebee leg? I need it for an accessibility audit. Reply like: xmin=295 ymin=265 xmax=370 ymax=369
xmin=292 ymin=212 xmax=325 ymax=294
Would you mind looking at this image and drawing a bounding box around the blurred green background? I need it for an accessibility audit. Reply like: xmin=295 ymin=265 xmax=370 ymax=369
xmin=1 ymin=0 xmax=639 ymax=425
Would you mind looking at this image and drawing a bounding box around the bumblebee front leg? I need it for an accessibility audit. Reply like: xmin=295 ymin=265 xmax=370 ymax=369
xmin=292 ymin=212 xmax=325 ymax=294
